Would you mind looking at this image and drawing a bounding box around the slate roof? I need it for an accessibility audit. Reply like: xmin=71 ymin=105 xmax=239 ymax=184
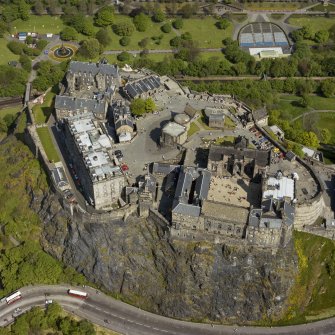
xmin=124 ymin=76 xmax=160 ymax=99
xmin=283 ymin=201 xmax=295 ymax=226
xmin=68 ymin=61 xmax=119 ymax=77
xmin=208 ymin=145 xmax=270 ymax=167
xmin=55 ymin=96 xmax=106 ymax=115
xmin=172 ymin=166 xmax=211 ymax=217
xmin=253 ymin=108 xmax=268 ymax=122
xmin=112 ymin=104 xmax=134 ymax=131
xmin=152 ymin=163 xmax=180 ymax=175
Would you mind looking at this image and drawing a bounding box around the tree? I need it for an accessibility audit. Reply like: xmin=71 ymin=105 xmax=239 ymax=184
xmin=170 ymin=36 xmax=182 ymax=48
xmin=96 ymin=28 xmax=112 ymax=47
xmin=78 ymin=39 xmax=101 ymax=59
xmin=113 ymin=22 xmax=135 ymax=36
xmin=172 ymin=18 xmax=183 ymax=30
xmin=138 ymin=37 xmax=149 ymax=48
xmin=321 ymin=128 xmax=332 ymax=144
xmin=94 ymin=6 xmax=114 ymax=26
xmin=161 ymin=23 xmax=171 ymax=33
xmin=65 ymin=14 xmax=95 ymax=36
xmin=7 ymin=41 xmax=25 ymax=55
xmin=25 ymin=35 xmax=34 ymax=45
xmin=320 ymin=79 xmax=335 ymax=97
xmin=19 ymin=54 xmax=32 ymax=72
xmin=152 ymin=9 xmax=165 ymax=23
xmin=130 ymin=98 xmax=146 ymax=115
xmin=301 ymin=131 xmax=320 ymax=148
xmin=119 ymin=36 xmax=130 ymax=46
xmin=45 ymin=302 xmax=62 ymax=328
xmin=216 ymin=19 xmax=230 ymax=30
xmin=18 ymin=0 xmax=30 ymax=21
xmin=315 ymin=30 xmax=329 ymax=44
xmin=60 ymin=27 xmax=77 ymax=41
xmin=179 ymin=3 xmax=198 ymax=18
xmin=133 ymin=13 xmax=150 ymax=32
xmin=145 ymin=98 xmax=156 ymax=113
xmin=34 ymin=0 xmax=44 ymax=15
xmin=117 ymin=51 xmax=131 ymax=62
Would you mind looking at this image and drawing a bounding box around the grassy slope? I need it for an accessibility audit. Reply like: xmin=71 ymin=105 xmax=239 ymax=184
xmin=276 ymin=231 xmax=335 ymax=325
xmin=317 ymin=112 xmax=335 ymax=145
xmin=33 ymin=91 xmax=56 ymax=124
xmin=0 ymin=105 xmax=21 ymax=119
xmin=36 ymin=126 xmax=60 ymax=163
xmin=0 ymin=38 xmax=20 ymax=66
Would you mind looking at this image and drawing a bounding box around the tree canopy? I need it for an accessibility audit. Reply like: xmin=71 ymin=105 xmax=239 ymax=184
xmin=94 ymin=6 xmax=114 ymax=27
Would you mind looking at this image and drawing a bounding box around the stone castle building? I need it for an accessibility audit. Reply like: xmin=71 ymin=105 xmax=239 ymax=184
xmin=64 ymin=113 xmax=125 ymax=210
xmin=168 ymin=141 xmax=296 ymax=251
xmin=65 ymin=60 xmax=120 ymax=96
xmin=207 ymin=139 xmax=270 ymax=179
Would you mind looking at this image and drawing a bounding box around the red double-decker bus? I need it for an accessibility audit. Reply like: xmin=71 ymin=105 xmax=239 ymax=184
xmin=5 ymin=291 xmax=22 ymax=304
xmin=67 ymin=289 xmax=88 ymax=299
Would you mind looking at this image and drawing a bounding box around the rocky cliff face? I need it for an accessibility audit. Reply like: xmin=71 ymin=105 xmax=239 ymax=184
xmin=38 ymin=194 xmax=297 ymax=324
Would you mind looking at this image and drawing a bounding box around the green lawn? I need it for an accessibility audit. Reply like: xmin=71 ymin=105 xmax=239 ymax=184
xmin=187 ymin=122 xmax=200 ymax=137
xmin=307 ymin=3 xmax=335 ymax=11
xmin=275 ymin=95 xmax=309 ymax=120
xmin=229 ymin=14 xmax=247 ymax=23
xmin=12 ymin=15 xmax=64 ymax=34
xmin=36 ymin=126 xmax=60 ymax=163
xmin=224 ymin=116 xmax=236 ymax=129
xmin=244 ymin=1 xmax=301 ymax=10
xmin=270 ymin=14 xmax=285 ymax=20
xmin=316 ymin=112 xmax=335 ymax=144
xmin=33 ymin=91 xmax=56 ymax=124
xmin=288 ymin=15 xmax=335 ymax=33
xmin=180 ymin=17 xmax=233 ymax=49
xmin=0 ymin=105 xmax=21 ymax=119
xmin=274 ymin=95 xmax=335 ymax=122
xmin=214 ymin=136 xmax=235 ymax=145
xmin=105 ymin=15 xmax=178 ymax=51
xmin=0 ymin=38 xmax=19 ymax=66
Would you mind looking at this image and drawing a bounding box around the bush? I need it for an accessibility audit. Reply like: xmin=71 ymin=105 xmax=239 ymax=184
xmin=19 ymin=54 xmax=32 ymax=72
xmin=119 ymin=36 xmax=130 ymax=46
xmin=152 ymin=9 xmax=165 ymax=23
xmin=133 ymin=13 xmax=150 ymax=32
xmin=78 ymin=38 xmax=101 ymax=59
xmin=36 ymin=39 xmax=48 ymax=50
xmin=113 ymin=22 xmax=135 ymax=36
xmin=172 ymin=18 xmax=183 ymax=29
xmin=181 ymin=32 xmax=192 ymax=41
xmin=7 ymin=41 xmax=25 ymax=55
xmin=117 ymin=51 xmax=131 ymax=62
xmin=216 ymin=19 xmax=230 ymax=30
xmin=138 ymin=37 xmax=149 ymax=48
xmin=96 ymin=28 xmax=112 ymax=47
xmin=170 ymin=36 xmax=182 ymax=47
xmin=161 ymin=23 xmax=171 ymax=33
xmin=23 ymin=46 xmax=41 ymax=57
xmin=60 ymin=26 xmax=77 ymax=41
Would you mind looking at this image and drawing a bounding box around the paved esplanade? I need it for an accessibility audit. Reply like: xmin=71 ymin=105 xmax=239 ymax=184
xmin=1 ymin=285 xmax=335 ymax=335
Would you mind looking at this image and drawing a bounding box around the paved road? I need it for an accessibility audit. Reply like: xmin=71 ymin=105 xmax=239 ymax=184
xmin=2 ymin=285 xmax=335 ymax=335
xmin=103 ymin=48 xmax=222 ymax=55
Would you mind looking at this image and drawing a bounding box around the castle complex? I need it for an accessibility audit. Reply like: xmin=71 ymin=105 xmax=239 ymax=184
xmin=28 ymin=60 xmax=331 ymax=253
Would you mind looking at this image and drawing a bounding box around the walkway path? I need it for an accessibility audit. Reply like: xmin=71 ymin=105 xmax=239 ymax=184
xmin=291 ymin=109 xmax=335 ymax=122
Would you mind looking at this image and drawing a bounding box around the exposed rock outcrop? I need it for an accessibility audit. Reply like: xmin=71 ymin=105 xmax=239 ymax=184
xmin=38 ymin=193 xmax=297 ymax=324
